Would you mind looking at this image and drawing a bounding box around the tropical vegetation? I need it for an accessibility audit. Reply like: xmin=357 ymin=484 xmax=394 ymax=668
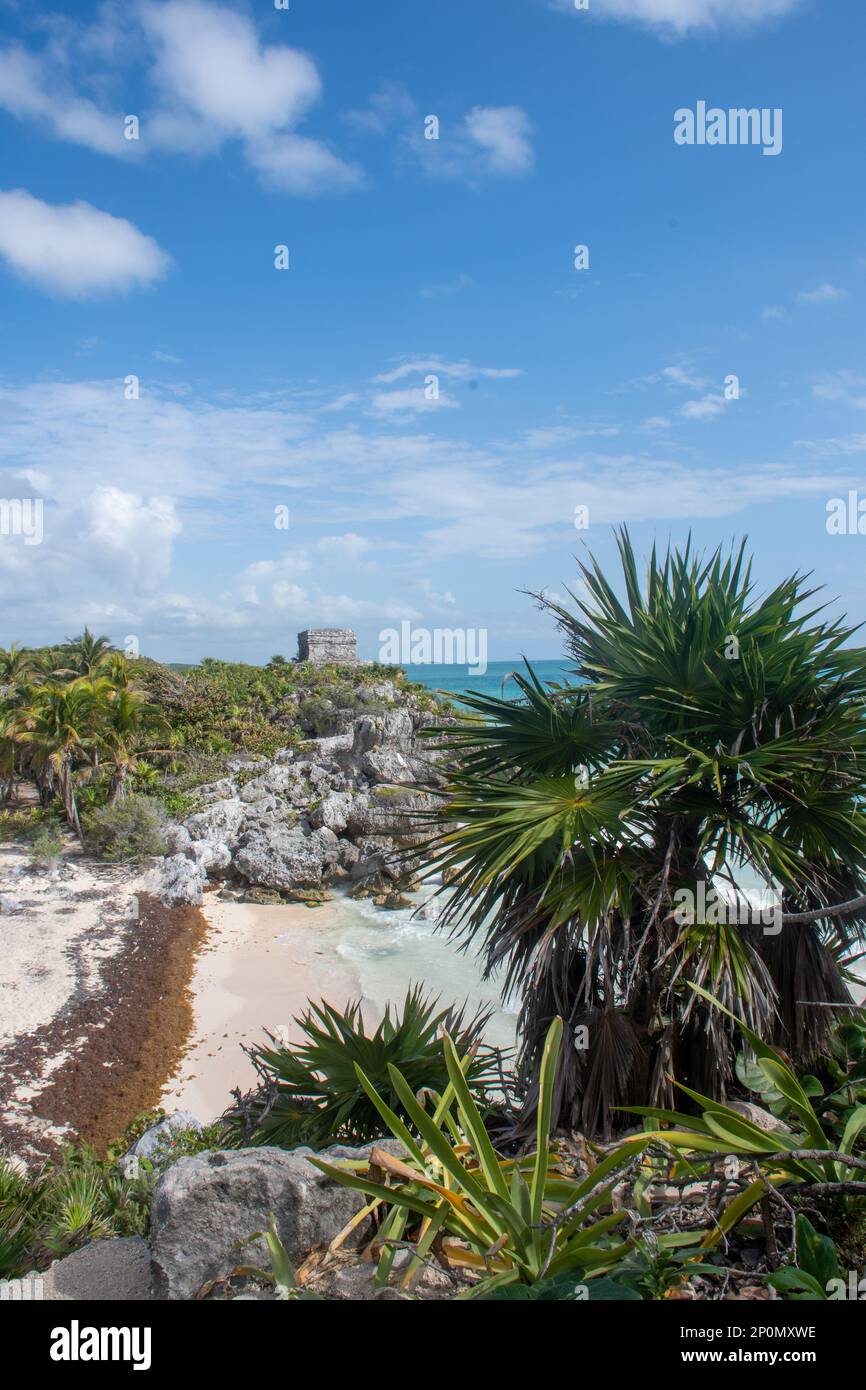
xmin=422 ymin=531 xmax=866 ymax=1137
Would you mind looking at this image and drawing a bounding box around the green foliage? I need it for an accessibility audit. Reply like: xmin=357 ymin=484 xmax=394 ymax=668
xmin=238 ymin=1216 xmax=323 ymax=1301
xmin=623 ymin=986 xmax=866 ymax=1218
xmin=226 ymin=988 xmax=500 ymax=1150
xmin=766 ymin=1215 xmax=842 ymax=1299
xmin=29 ymin=826 xmax=66 ymax=866
xmin=422 ymin=530 xmax=866 ymax=1135
xmin=84 ymin=794 xmax=169 ymax=861
xmin=0 ymin=1148 xmax=151 ymax=1278
xmin=0 ymin=1113 xmax=230 ymax=1278
xmin=311 ymin=1016 xmax=656 ymax=1297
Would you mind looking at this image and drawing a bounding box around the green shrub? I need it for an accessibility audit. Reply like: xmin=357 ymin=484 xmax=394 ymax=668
xmin=224 ymin=988 xmax=501 ymax=1150
xmin=29 ymin=826 xmax=66 ymax=868
xmin=84 ymin=794 xmax=169 ymax=861
xmin=0 ymin=1114 xmax=232 ymax=1278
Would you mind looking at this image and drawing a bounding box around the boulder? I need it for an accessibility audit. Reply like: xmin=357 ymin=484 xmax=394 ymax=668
xmin=149 ymin=853 xmax=205 ymax=907
xmin=38 ymin=1236 xmax=152 ymax=1302
xmin=234 ymin=822 xmax=326 ymax=889
xmin=149 ymin=1145 xmax=377 ymax=1300
xmin=118 ymin=1111 xmax=204 ymax=1177
xmin=0 ymin=894 xmax=23 ymax=914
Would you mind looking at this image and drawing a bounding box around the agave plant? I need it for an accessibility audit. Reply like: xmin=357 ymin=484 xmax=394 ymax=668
xmin=226 ymin=988 xmax=502 ymax=1150
xmin=421 ymin=530 xmax=866 ymax=1136
xmin=311 ymin=1016 xmax=666 ymax=1297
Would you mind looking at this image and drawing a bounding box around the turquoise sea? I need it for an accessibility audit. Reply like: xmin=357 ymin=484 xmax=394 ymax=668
xmin=405 ymin=658 xmax=573 ymax=702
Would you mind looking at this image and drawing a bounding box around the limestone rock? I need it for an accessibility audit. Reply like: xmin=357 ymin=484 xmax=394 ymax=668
xmin=149 ymin=1145 xmax=375 ymax=1300
xmin=234 ymin=822 xmax=326 ymax=889
xmin=39 ymin=1236 xmax=152 ymax=1301
xmin=148 ymin=853 xmax=205 ymax=907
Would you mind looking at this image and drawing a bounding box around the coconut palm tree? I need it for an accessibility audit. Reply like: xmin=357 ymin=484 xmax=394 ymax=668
xmin=0 ymin=645 xmax=35 ymax=801
xmin=16 ymin=683 xmax=101 ymax=840
xmin=59 ymin=627 xmax=115 ymax=678
xmin=97 ymin=685 xmax=168 ymax=801
xmin=424 ymin=532 xmax=866 ymax=1137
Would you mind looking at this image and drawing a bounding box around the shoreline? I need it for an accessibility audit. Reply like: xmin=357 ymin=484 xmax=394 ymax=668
xmin=0 ymin=837 xmax=209 ymax=1162
xmin=159 ymin=895 xmax=366 ymax=1121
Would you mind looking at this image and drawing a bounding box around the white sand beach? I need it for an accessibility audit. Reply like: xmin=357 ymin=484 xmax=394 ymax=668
xmin=159 ymin=897 xmax=364 ymax=1119
xmin=160 ymin=888 xmax=519 ymax=1122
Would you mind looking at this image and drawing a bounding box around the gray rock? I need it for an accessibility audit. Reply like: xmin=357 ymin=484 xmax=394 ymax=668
xmin=149 ymin=1145 xmax=376 ymax=1300
xmin=39 ymin=1236 xmax=152 ymax=1301
xmin=184 ymin=797 xmax=245 ymax=848
xmin=0 ymin=894 xmax=23 ymax=914
xmin=308 ymin=790 xmax=354 ymax=832
xmin=234 ymin=822 xmax=326 ymax=889
xmin=195 ymin=778 xmax=238 ymax=804
xmin=119 ymin=1111 xmax=204 ymax=1176
xmin=148 ymin=853 xmax=205 ymax=907
xmin=163 ymin=822 xmax=192 ymax=856
xmin=189 ymin=839 xmax=232 ymax=874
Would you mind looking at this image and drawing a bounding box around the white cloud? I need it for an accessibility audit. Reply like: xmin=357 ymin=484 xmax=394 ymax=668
xmin=0 ymin=1 xmax=360 ymax=197
xmin=761 ymin=305 xmax=787 ymax=322
xmin=373 ymin=358 xmax=523 ymax=385
xmin=0 ymin=45 xmax=130 ymax=157
xmin=681 ymin=393 xmax=728 ymax=420
xmin=462 ymin=106 xmax=534 ymax=175
xmin=794 ymin=434 xmax=866 ymax=457
xmin=0 ymin=189 xmax=170 ymax=298
xmin=246 ymin=134 xmax=362 ymax=195
xmin=317 ymin=533 xmax=372 ymax=562
xmin=643 ymin=415 xmax=672 ymax=430
xmin=344 ymin=80 xmax=416 ymax=134
xmin=369 ymin=386 xmax=460 ymax=417
xmin=142 ymin=0 xmax=321 ymax=138
xmin=83 ymin=488 xmax=181 ymax=593
xmin=551 ymin=0 xmax=801 ymax=38
xmin=797 ymin=283 xmax=847 ymax=304
xmin=813 ymin=372 xmax=866 ymax=409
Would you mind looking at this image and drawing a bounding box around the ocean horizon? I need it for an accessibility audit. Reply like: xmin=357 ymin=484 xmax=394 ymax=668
xmin=399 ymin=658 xmax=574 ymax=701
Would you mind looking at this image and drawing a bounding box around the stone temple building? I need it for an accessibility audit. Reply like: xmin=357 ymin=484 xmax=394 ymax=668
xmin=297 ymin=629 xmax=358 ymax=664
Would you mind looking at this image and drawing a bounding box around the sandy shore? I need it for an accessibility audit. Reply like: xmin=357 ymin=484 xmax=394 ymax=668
xmin=160 ymin=897 xmax=365 ymax=1121
xmin=0 ymin=843 xmax=207 ymax=1161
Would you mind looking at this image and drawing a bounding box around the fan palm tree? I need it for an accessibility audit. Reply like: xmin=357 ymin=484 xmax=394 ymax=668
xmin=423 ymin=532 xmax=866 ymax=1137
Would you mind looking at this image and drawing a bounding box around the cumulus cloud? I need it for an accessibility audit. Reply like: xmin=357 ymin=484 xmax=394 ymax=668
xmin=462 ymin=106 xmax=534 ymax=175
xmin=0 ymin=0 xmax=360 ymax=196
xmin=0 ymin=189 xmax=170 ymax=298
xmin=550 ymin=0 xmax=801 ymax=38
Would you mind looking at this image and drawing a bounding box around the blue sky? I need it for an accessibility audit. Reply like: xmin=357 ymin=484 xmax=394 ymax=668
xmin=0 ymin=0 xmax=864 ymax=663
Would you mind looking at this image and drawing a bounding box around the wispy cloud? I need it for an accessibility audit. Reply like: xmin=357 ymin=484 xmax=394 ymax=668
xmin=549 ymin=0 xmax=802 ymax=39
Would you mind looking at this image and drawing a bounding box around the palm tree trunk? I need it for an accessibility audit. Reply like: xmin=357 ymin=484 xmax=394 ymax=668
xmin=60 ymin=760 xmax=83 ymax=844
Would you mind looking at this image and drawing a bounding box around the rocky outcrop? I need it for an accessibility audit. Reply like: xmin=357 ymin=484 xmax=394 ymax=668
xmin=149 ymin=1144 xmax=379 ymax=1300
xmin=148 ymin=853 xmax=205 ymax=907
xmin=149 ymin=681 xmax=448 ymax=907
